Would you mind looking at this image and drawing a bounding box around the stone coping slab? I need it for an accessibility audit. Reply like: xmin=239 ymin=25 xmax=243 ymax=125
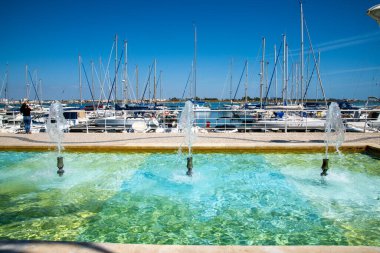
xmin=0 ymin=132 xmax=379 ymax=150
xmin=1 ymin=241 xmax=380 ymax=253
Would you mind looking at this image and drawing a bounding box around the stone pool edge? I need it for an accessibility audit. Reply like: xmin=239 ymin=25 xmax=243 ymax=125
xmin=1 ymin=241 xmax=380 ymax=253
xmin=0 ymin=143 xmax=379 ymax=154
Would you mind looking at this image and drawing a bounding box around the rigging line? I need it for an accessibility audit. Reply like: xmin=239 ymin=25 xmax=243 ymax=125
xmin=140 ymin=64 xmax=153 ymax=103
xmin=302 ymin=59 xmax=317 ymax=101
xmin=104 ymin=41 xmax=115 ymax=99
xmin=105 ymin=42 xmax=115 ymax=79
xmin=107 ymin=72 xmax=114 ymax=96
xmin=105 ymin=48 xmax=124 ymax=111
xmin=80 ymin=62 xmax=97 ymax=113
xmin=218 ymin=66 xmax=231 ymax=102
xmin=264 ymin=41 xmax=283 ymax=104
xmin=0 ymin=74 xmax=6 ymax=97
xmin=99 ymin=60 xmax=108 ymax=101
xmin=254 ymin=42 xmax=263 ymax=63
xmin=233 ymin=61 xmax=247 ymax=100
xmin=92 ymin=64 xmax=104 ymax=108
xmin=125 ymin=73 xmax=136 ymax=101
xmin=304 ymin=18 xmax=327 ymax=107
xmin=181 ymin=67 xmax=193 ymax=100
xmin=27 ymin=70 xmax=42 ymax=106
xmin=155 ymin=71 xmax=162 ymax=101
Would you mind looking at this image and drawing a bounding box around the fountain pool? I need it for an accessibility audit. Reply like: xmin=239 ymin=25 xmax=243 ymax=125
xmin=0 ymin=151 xmax=379 ymax=246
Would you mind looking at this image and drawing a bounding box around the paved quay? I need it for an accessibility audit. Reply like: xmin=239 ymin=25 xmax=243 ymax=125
xmin=0 ymin=132 xmax=379 ymax=152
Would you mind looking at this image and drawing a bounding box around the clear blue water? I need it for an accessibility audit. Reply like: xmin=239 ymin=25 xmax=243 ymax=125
xmin=0 ymin=151 xmax=379 ymax=245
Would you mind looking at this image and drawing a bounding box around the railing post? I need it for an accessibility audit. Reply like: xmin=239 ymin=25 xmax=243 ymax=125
xmin=364 ymin=109 xmax=367 ymax=133
xmin=265 ymin=117 xmax=267 ymax=132
xmin=123 ymin=110 xmax=126 ymax=133
xmin=105 ymin=116 xmax=107 ymax=133
xmin=163 ymin=110 xmax=166 ymax=129
xmin=305 ymin=110 xmax=308 ymax=132
xmin=285 ymin=110 xmax=288 ymax=133
xmin=244 ymin=110 xmax=247 ymax=133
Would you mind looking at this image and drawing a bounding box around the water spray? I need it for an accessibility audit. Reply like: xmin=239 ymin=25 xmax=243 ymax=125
xmin=178 ymin=101 xmax=196 ymax=176
xmin=322 ymin=102 xmax=345 ymax=177
xmin=47 ymin=101 xmax=66 ymax=176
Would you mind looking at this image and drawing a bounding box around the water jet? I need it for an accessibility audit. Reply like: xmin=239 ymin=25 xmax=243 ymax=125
xmin=178 ymin=101 xmax=195 ymax=176
xmin=322 ymin=102 xmax=345 ymax=176
xmin=46 ymin=101 xmax=66 ymax=176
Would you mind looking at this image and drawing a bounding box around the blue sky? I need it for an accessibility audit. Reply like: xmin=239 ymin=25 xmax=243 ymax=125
xmin=0 ymin=0 xmax=379 ymax=101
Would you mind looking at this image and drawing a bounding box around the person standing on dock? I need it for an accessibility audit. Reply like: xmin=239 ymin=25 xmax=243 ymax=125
xmin=20 ymin=101 xmax=32 ymax=134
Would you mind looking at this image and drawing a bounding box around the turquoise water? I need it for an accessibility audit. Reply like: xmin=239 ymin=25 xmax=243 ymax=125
xmin=0 ymin=151 xmax=379 ymax=245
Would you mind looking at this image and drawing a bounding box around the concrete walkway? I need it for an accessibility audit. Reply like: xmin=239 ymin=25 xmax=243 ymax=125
xmin=0 ymin=132 xmax=379 ymax=151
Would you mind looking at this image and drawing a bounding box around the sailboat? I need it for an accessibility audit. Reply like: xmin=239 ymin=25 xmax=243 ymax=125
xmin=251 ymin=1 xmax=329 ymax=131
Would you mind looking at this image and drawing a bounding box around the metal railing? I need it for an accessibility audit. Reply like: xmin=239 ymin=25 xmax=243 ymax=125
xmin=75 ymin=108 xmax=380 ymax=133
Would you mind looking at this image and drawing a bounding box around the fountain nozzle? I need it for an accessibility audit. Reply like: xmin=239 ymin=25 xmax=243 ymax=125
xmin=57 ymin=156 xmax=64 ymax=176
xmin=321 ymin=158 xmax=329 ymax=176
xmin=186 ymin=156 xmax=193 ymax=176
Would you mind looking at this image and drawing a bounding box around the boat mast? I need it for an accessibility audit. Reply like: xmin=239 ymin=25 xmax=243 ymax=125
xmin=316 ymin=52 xmax=320 ymax=102
xmin=260 ymin=37 xmax=265 ymax=109
xmin=5 ymin=63 xmax=8 ymax=102
xmin=91 ymin=60 xmax=95 ymax=101
xmin=190 ymin=61 xmax=194 ymax=98
xmin=39 ymin=78 xmax=42 ymax=102
xmin=274 ymin=44 xmax=277 ymax=104
xmin=282 ymin=34 xmax=286 ymax=105
xmin=245 ymin=60 xmax=248 ymax=104
xmin=290 ymin=63 xmax=295 ymax=103
xmin=99 ymin=57 xmax=103 ymax=102
xmin=286 ymin=42 xmax=289 ymax=104
xmin=300 ymin=0 xmax=304 ymax=106
xmin=25 ymin=64 xmax=30 ymax=100
xmin=159 ymin=70 xmax=162 ymax=101
xmin=123 ymin=40 xmax=128 ymax=104
xmin=265 ymin=61 xmax=269 ymax=103
xmin=230 ymin=58 xmax=233 ymax=103
xmin=295 ymin=63 xmax=299 ymax=104
xmin=114 ymin=34 xmax=118 ymax=104
xmin=193 ymin=24 xmax=197 ymax=101
xmin=148 ymin=66 xmax=151 ymax=102
xmin=34 ymin=70 xmax=38 ymax=102
xmin=154 ymin=58 xmax=157 ymax=103
xmin=78 ymin=55 xmax=82 ymax=105
xmin=135 ymin=65 xmax=139 ymax=102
